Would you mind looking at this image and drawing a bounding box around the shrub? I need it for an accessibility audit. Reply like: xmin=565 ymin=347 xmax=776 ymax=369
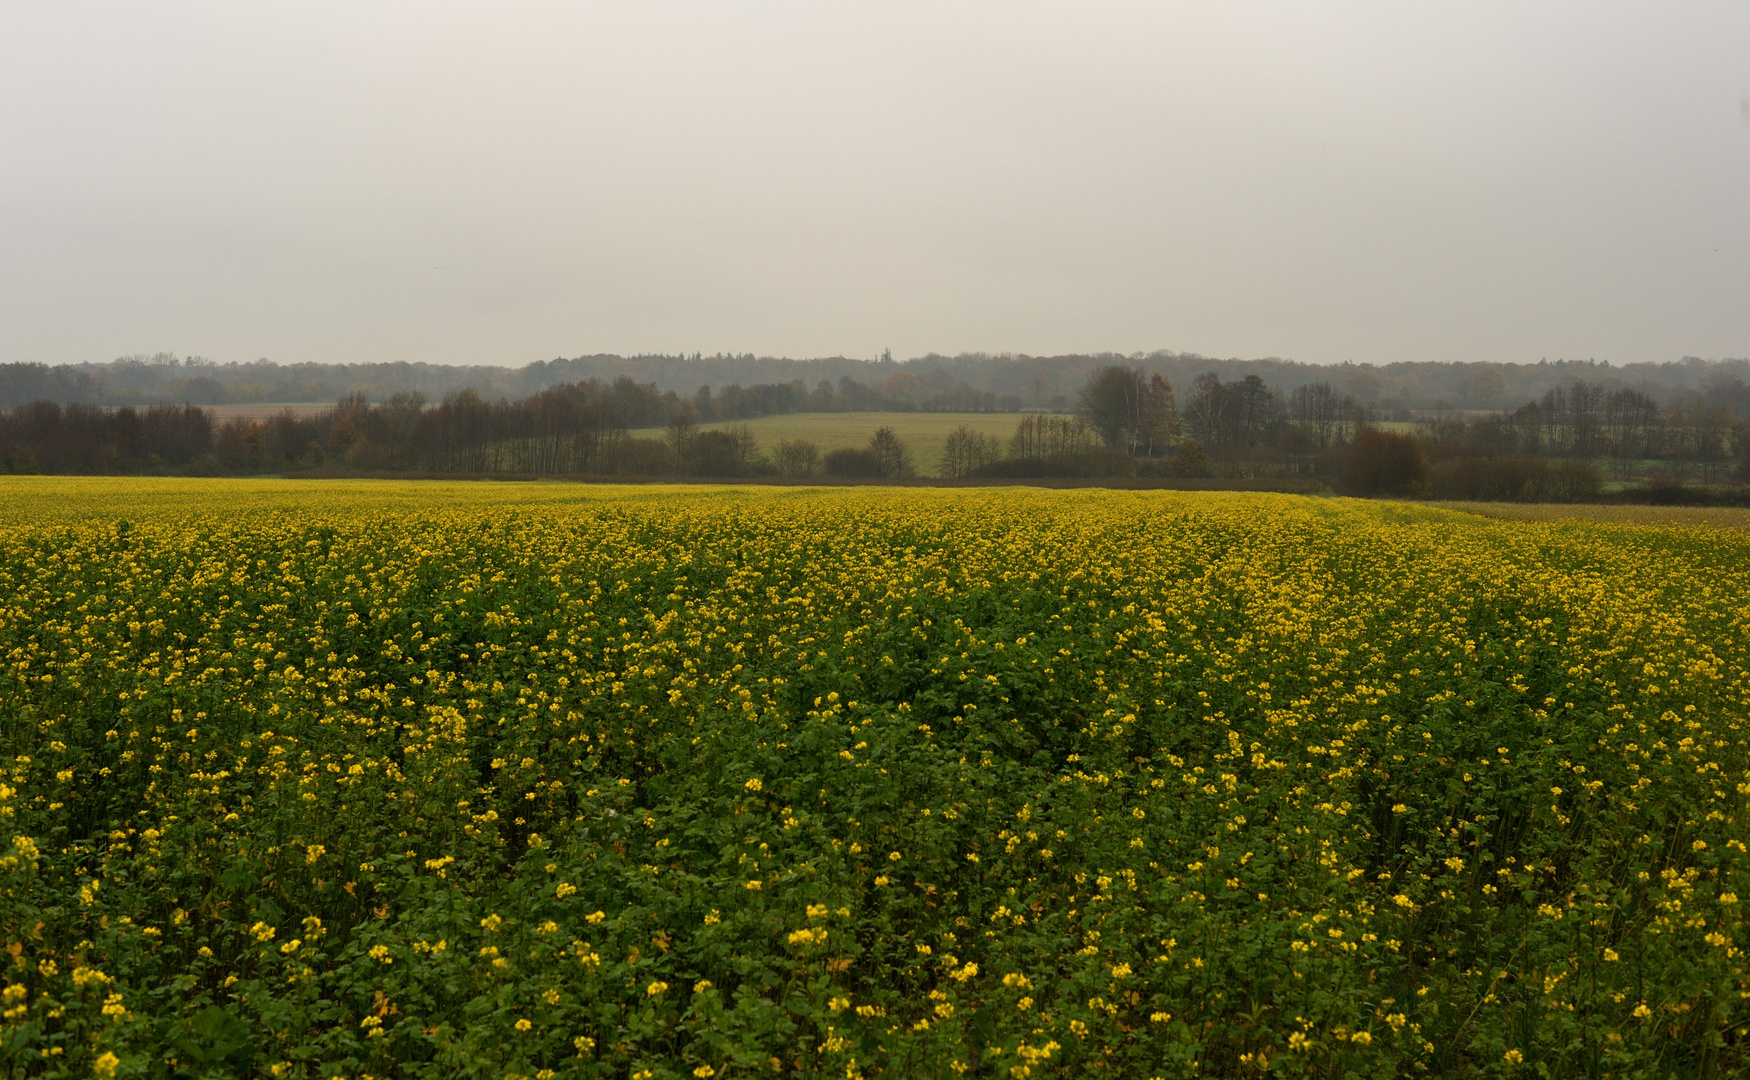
xmin=1167 ymin=439 xmax=1212 ymax=478
xmin=823 ymin=447 xmax=881 ymax=478
xmin=1338 ymin=430 xmax=1427 ymax=497
xmin=686 ymin=430 xmax=748 ymax=477
xmin=1548 ymin=458 xmax=1601 ymax=502
xmin=611 ymin=436 xmax=679 ymax=475
xmin=1428 ymin=456 xmax=1599 ymax=503
xmin=968 ymin=449 xmax=1135 ymax=479
xmin=774 ymin=438 xmax=819 ymax=478
xmin=1429 ymin=455 xmax=1546 ymax=501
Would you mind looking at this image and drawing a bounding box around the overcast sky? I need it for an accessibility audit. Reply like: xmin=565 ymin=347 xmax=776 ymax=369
xmin=3 ymin=3 xmax=1748 ymax=368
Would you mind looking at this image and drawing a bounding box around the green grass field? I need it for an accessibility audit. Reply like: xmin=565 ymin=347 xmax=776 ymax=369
xmin=631 ymin=412 xmax=1022 ymax=475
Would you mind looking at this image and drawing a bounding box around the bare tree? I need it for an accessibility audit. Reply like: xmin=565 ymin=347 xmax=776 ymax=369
xmin=774 ymin=438 xmax=819 ymax=477
xmin=1009 ymin=414 xmax=1094 ymax=460
xmin=1290 ymin=382 xmax=1342 ymax=449
xmin=666 ymin=405 xmax=698 ymax=458
xmin=940 ymin=425 xmax=1002 ymax=478
xmin=868 ymin=426 xmax=912 ymax=478
xmin=1183 ymin=373 xmax=1232 ymax=451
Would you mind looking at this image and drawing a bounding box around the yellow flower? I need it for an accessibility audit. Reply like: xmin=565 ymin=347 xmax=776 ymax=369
xmin=515 ymin=1017 xmax=533 ymax=1031
xmin=646 ymin=981 xmax=669 ymax=997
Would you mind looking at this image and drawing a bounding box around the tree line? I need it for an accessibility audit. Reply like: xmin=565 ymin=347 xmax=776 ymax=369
xmin=0 ymin=357 xmax=1025 ymax=414
xmin=4 ymin=366 xmax=1748 ymax=500
xmin=10 ymin=350 xmax=1750 ymax=416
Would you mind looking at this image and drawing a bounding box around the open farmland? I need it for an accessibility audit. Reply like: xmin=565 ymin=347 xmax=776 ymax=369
xmin=3 ymin=478 xmax=1749 ymax=1078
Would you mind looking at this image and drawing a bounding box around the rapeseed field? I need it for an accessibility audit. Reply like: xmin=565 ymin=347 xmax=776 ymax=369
xmin=2 ymin=478 xmax=1747 ymax=1078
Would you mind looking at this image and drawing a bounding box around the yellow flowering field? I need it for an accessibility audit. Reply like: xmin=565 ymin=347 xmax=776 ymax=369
xmin=2 ymin=478 xmax=1748 ymax=1078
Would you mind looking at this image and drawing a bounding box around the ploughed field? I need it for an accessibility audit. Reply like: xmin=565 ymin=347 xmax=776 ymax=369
xmin=2 ymin=479 xmax=1748 ymax=1079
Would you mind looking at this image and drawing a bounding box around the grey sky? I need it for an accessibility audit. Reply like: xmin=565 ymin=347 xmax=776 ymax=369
xmin=3 ymin=2 xmax=1747 ymax=368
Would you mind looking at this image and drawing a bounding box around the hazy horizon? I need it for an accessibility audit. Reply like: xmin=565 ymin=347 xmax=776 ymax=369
xmin=4 ymin=3 xmax=1748 ymax=369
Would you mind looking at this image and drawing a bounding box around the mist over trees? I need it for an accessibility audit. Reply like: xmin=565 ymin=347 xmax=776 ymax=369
xmin=6 ymin=350 xmax=1750 ymax=418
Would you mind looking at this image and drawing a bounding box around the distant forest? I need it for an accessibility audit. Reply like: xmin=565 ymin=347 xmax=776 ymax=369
xmin=4 ymin=349 xmax=1749 ymax=416
xmin=4 ymin=354 xmax=1749 ymax=503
